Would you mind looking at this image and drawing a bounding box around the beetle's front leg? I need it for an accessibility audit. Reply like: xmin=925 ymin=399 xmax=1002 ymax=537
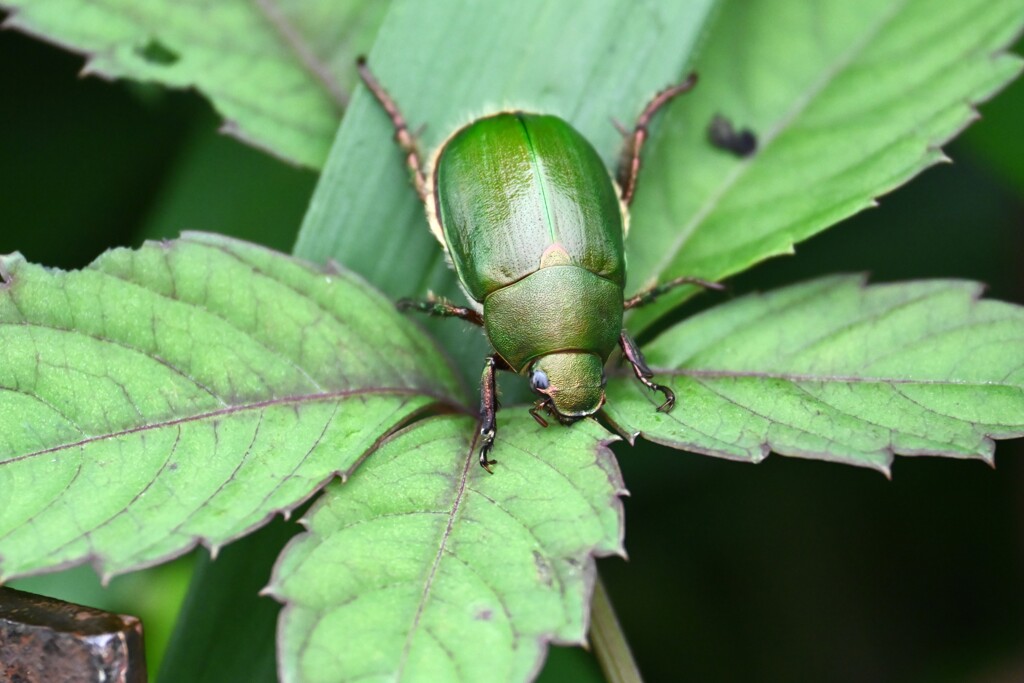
xmin=623 ymin=275 xmax=724 ymax=310
xmin=357 ymin=57 xmax=429 ymax=203
xmin=397 ymin=295 xmax=483 ymax=326
xmin=478 ymin=355 xmax=504 ymax=472
xmin=619 ymin=330 xmax=675 ymax=412
xmin=616 ymin=72 xmax=698 ymax=206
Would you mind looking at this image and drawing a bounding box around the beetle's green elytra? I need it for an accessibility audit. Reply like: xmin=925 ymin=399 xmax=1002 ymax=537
xmin=358 ymin=57 xmax=722 ymax=471
xmin=429 ymin=113 xmax=626 ymax=300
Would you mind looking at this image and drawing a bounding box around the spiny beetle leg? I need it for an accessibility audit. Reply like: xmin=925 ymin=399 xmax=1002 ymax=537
xmin=616 ymin=72 xmax=698 ymax=206
xmin=357 ymin=57 xmax=428 ymax=203
xmin=623 ymin=275 xmax=724 ymax=310
xmin=478 ymin=355 xmax=502 ymax=473
xmin=619 ymin=330 xmax=675 ymax=412
xmin=397 ymin=296 xmax=483 ymax=326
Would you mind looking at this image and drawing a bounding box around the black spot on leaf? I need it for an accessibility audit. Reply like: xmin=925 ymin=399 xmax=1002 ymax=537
xmin=135 ymin=39 xmax=179 ymax=66
xmin=708 ymin=114 xmax=757 ymax=158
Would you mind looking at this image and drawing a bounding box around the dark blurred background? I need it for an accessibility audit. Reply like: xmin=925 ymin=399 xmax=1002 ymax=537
xmin=2 ymin=26 xmax=1022 ymax=683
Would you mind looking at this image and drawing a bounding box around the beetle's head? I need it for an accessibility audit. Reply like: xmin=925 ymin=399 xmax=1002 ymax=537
xmin=527 ymin=352 xmax=606 ymax=424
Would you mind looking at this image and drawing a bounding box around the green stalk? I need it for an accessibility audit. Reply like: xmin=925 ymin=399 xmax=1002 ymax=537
xmin=590 ymin=574 xmax=643 ymax=683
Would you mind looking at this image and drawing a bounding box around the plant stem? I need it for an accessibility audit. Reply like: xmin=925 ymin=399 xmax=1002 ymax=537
xmin=590 ymin=573 xmax=643 ymax=683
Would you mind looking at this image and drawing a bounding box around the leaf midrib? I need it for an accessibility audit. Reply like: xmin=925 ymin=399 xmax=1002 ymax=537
xmin=395 ymin=429 xmax=480 ymax=679
xmin=652 ymin=368 xmax=1021 ymax=387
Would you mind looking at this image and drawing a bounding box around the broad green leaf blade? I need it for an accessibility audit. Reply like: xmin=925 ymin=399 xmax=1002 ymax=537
xmin=0 ymin=233 xmax=462 ymax=581
xmin=625 ymin=0 xmax=1024 ymax=332
xmin=269 ymin=413 xmax=624 ymax=683
xmin=604 ymin=276 xmax=1024 ymax=475
xmin=293 ymin=0 xmax=717 ymax=379
xmin=1 ymin=0 xmax=389 ymax=167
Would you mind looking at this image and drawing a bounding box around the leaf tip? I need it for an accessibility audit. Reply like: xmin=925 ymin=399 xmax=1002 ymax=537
xmin=325 ymin=258 xmax=343 ymax=275
xmin=77 ymin=57 xmax=113 ymax=82
xmin=0 ymin=255 xmax=15 ymax=288
xmin=980 ymin=442 xmax=997 ymax=469
xmin=600 ymin=411 xmax=638 ymax=445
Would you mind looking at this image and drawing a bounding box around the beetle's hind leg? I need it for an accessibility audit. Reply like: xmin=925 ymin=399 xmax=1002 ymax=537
xmin=619 ymin=330 xmax=675 ymax=412
xmin=397 ymin=295 xmax=483 ymax=326
xmin=357 ymin=57 xmax=429 ymax=203
xmin=616 ymin=72 xmax=698 ymax=206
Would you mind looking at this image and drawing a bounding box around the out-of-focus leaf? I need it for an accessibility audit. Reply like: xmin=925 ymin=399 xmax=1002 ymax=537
xmin=624 ymin=0 xmax=1024 ymax=332
xmin=0 ymin=233 xmax=461 ymax=580
xmin=1 ymin=0 xmax=390 ymax=167
xmin=137 ymin=108 xmax=317 ymax=251
xmin=962 ymin=36 xmax=1024 ymax=195
xmin=269 ymin=412 xmax=624 ymax=683
xmin=605 ymin=276 xmax=1024 ymax=475
xmin=158 ymin=517 xmax=301 ymax=683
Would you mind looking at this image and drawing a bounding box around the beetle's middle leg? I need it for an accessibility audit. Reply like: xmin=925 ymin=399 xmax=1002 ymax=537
xmin=623 ymin=275 xmax=724 ymax=310
xmin=619 ymin=330 xmax=675 ymax=412
xmin=615 ymin=72 xmax=698 ymax=206
xmin=397 ymin=295 xmax=483 ymax=326
xmin=357 ymin=57 xmax=428 ymax=203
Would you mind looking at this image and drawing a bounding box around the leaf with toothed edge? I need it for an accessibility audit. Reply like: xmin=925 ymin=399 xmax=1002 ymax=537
xmin=604 ymin=276 xmax=1024 ymax=475
xmin=623 ymin=0 xmax=1024 ymax=333
xmin=0 ymin=0 xmax=390 ymax=167
xmin=0 ymin=232 xmax=463 ymax=582
xmin=269 ymin=412 xmax=625 ymax=683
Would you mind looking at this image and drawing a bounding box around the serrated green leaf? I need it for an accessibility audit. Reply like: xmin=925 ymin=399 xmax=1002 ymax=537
xmin=604 ymin=276 xmax=1024 ymax=474
xmin=0 ymin=233 xmax=461 ymax=581
xmin=269 ymin=412 xmax=624 ymax=683
xmin=0 ymin=0 xmax=389 ymax=167
xmin=624 ymin=0 xmax=1024 ymax=332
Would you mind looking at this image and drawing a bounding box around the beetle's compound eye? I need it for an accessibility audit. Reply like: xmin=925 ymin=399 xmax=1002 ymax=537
xmin=530 ymin=369 xmax=550 ymax=392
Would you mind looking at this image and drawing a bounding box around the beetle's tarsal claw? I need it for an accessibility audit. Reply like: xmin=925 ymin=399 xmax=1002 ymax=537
xmin=479 ymin=425 xmax=497 ymax=473
xmin=479 ymin=447 xmax=497 ymax=473
xmin=655 ymin=385 xmax=676 ymax=412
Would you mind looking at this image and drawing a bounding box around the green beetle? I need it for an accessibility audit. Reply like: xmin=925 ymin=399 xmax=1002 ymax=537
xmin=358 ymin=58 xmax=721 ymax=471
